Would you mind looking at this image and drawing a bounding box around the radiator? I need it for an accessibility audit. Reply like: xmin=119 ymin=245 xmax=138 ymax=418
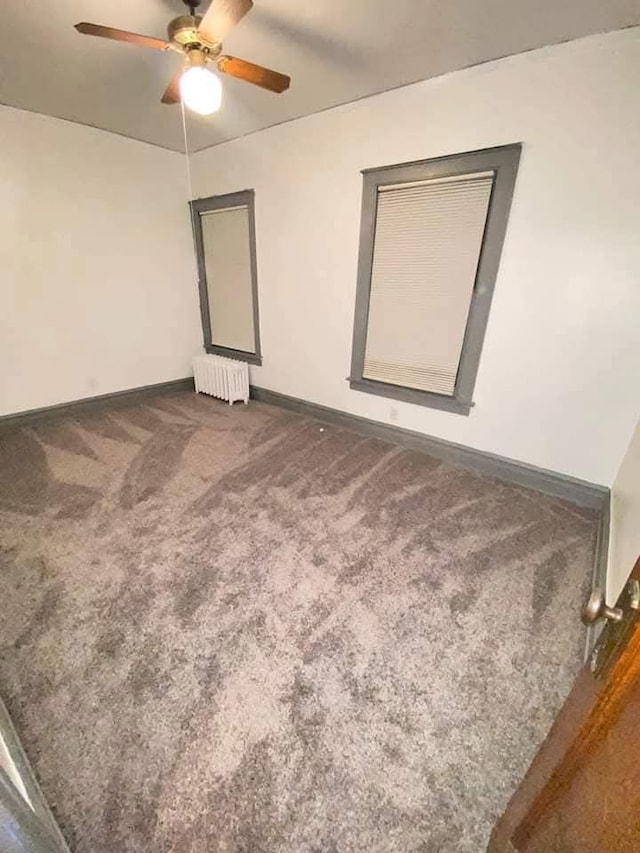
xmin=192 ymin=354 xmax=250 ymax=405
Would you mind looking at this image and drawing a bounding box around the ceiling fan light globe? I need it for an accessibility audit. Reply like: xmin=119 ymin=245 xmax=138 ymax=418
xmin=180 ymin=66 xmax=222 ymax=115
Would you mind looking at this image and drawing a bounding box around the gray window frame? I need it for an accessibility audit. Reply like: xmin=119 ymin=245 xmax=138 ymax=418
xmin=349 ymin=144 xmax=522 ymax=415
xmin=190 ymin=189 xmax=262 ymax=366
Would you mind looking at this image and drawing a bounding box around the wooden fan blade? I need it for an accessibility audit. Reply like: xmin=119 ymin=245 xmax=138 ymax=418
xmin=74 ymin=23 xmax=171 ymax=52
xmin=217 ymin=56 xmax=290 ymax=93
xmin=197 ymin=0 xmax=253 ymax=45
xmin=161 ymin=69 xmax=183 ymax=105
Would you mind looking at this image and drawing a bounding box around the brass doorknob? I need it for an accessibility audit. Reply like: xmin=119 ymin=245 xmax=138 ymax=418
xmin=581 ymin=588 xmax=623 ymax=625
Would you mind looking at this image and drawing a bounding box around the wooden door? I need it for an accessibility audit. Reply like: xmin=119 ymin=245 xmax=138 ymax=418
xmin=489 ymin=555 xmax=640 ymax=852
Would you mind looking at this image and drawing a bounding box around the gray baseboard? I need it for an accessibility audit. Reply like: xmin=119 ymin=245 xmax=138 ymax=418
xmin=584 ymin=492 xmax=611 ymax=659
xmin=592 ymin=494 xmax=611 ymax=591
xmin=0 ymin=378 xmax=194 ymax=429
xmin=250 ymin=385 xmax=609 ymax=512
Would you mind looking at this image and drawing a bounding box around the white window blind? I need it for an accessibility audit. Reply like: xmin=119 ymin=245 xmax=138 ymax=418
xmin=201 ymin=205 xmax=255 ymax=353
xmin=363 ymin=171 xmax=494 ymax=396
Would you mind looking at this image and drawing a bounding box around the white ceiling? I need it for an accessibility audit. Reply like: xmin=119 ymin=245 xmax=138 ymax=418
xmin=2 ymin=0 xmax=639 ymax=153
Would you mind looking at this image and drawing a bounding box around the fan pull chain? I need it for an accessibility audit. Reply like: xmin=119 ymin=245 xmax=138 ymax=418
xmin=180 ymin=98 xmax=196 ymax=203
xmin=180 ymin=99 xmax=201 ymax=294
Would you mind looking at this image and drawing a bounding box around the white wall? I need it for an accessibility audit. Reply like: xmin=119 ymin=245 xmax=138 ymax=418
xmin=191 ymin=27 xmax=640 ymax=486
xmin=0 ymin=106 xmax=201 ymax=415
xmin=608 ymin=416 xmax=640 ymax=602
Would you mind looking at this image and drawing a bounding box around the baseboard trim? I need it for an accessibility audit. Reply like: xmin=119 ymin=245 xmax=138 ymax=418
xmin=584 ymin=491 xmax=611 ymax=660
xmin=0 ymin=378 xmax=194 ymax=428
xmin=592 ymin=492 xmax=611 ymax=590
xmin=250 ymin=386 xmax=609 ymax=511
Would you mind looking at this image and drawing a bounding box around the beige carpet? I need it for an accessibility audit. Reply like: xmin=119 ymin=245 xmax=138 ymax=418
xmin=0 ymin=391 xmax=596 ymax=852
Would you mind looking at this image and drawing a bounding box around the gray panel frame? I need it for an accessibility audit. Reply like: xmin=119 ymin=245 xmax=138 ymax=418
xmin=350 ymin=144 xmax=522 ymax=415
xmin=190 ymin=189 xmax=263 ymax=366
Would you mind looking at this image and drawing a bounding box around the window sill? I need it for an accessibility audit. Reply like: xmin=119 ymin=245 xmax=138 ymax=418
xmin=349 ymin=377 xmax=473 ymax=416
xmin=205 ymin=344 xmax=262 ymax=366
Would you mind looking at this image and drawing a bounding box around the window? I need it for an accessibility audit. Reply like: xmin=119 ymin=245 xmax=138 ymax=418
xmin=190 ymin=190 xmax=262 ymax=365
xmin=350 ymin=145 xmax=521 ymax=415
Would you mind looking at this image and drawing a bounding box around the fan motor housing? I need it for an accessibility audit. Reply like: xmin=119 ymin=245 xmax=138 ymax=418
xmin=168 ymin=14 xmax=222 ymax=54
xmin=168 ymin=15 xmax=202 ymax=46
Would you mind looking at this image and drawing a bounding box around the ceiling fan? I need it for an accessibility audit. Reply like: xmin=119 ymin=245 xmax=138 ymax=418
xmin=75 ymin=0 xmax=290 ymax=116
